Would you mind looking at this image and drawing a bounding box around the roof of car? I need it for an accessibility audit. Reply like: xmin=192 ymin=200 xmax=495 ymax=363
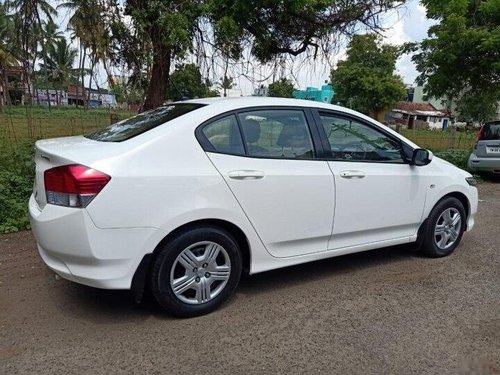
xmin=182 ymin=96 xmax=344 ymax=111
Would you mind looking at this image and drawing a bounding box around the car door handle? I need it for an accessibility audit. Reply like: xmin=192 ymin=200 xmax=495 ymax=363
xmin=228 ymin=170 xmax=265 ymax=179
xmin=339 ymin=170 xmax=366 ymax=179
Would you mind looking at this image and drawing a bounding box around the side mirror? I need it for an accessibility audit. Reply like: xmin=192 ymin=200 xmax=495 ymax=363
xmin=411 ymin=148 xmax=432 ymax=166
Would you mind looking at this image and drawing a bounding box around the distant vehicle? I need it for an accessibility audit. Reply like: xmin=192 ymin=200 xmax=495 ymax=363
xmin=29 ymin=97 xmax=478 ymax=317
xmin=468 ymin=120 xmax=500 ymax=174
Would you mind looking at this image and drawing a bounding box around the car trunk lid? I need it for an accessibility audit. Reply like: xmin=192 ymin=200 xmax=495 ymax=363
xmin=33 ymin=136 xmax=124 ymax=209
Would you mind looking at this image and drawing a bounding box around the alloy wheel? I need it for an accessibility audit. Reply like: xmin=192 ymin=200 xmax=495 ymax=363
xmin=170 ymin=241 xmax=231 ymax=305
xmin=434 ymin=208 xmax=462 ymax=250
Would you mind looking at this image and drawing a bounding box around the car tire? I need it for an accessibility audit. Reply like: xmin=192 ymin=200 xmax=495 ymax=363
xmin=150 ymin=226 xmax=242 ymax=318
xmin=420 ymin=197 xmax=466 ymax=258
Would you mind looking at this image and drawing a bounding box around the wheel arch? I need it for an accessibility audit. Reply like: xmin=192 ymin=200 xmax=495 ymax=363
xmin=439 ymin=191 xmax=470 ymax=224
xmin=152 ymin=219 xmax=251 ymax=272
xmin=417 ymin=190 xmax=471 ymax=247
xmin=131 ymin=218 xmax=251 ymax=302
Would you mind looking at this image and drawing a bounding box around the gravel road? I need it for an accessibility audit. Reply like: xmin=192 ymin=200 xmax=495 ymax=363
xmin=1 ymin=183 xmax=499 ymax=374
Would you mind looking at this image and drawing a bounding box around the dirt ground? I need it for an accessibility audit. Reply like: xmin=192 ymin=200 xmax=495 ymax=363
xmin=1 ymin=183 xmax=499 ymax=374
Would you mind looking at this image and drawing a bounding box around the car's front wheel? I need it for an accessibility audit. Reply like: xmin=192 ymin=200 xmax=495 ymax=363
xmin=150 ymin=226 xmax=242 ymax=317
xmin=420 ymin=197 xmax=466 ymax=257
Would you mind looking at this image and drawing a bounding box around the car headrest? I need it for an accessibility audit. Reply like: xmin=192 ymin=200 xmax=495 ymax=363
xmin=277 ymin=120 xmax=308 ymax=147
xmin=244 ymin=119 xmax=261 ymax=143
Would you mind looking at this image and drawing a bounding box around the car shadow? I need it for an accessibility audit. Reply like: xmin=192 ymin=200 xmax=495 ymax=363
xmin=238 ymin=244 xmax=417 ymax=294
xmin=478 ymin=173 xmax=500 ymax=183
xmin=56 ymin=243 xmax=418 ymax=322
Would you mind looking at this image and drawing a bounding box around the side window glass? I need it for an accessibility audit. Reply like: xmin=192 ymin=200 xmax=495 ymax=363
xmin=238 ymin=110 xmax=315 ymax=159
xmin=202 ymin=115 xmax=245 ymax=155
xmin=320 ymin=115 xmax=404 ymax=163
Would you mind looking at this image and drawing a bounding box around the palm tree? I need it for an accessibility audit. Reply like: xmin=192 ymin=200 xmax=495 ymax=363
xmin=7 ymin=0 xmax=57 ymax=104
xmin=39 ymin=38 xmax=79 ymax=104
xmin=0 ymin=4 xmax=18 ymax=109
xmin=58 ymin=0 xmax=113 ymax=109
xmin=42 ymin=19 xmax=64 ymax=48
xmin=38 ymin=18 xmax=64 ymax=105
xmin=219 ymin=76 xmax=235 ymax=97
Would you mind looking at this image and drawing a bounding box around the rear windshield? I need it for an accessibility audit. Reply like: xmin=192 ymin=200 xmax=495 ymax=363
xmin=483 ymin=122 xmax=500 ymax=140
xmin=85 ymin=103 xmax=205 ymax=142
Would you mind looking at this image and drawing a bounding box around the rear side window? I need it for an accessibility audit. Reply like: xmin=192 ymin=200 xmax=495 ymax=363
xmin=201 ymin=115 xmax=245 ymax=155
xmin=483 ymin=122 xmax=500 ymax=140
xmin=237 ymin=110 xmax=315 ymax=159
xmin=86 ymin=103 xmax=205 ymax=142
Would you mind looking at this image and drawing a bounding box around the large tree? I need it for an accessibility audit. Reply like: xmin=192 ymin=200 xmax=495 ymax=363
xmin=125 ymin=0 xmax=203 ymax=110
xmin=124 ymin=0 xmax=404 ymax=110
xmin=209 ymin=0 xmax=404 ymax=62
xmin=0 ymin=3 xmax=17 ymax=109
xmin=268 ymin=78 xmax=295 ymax=98
xmin=331 ymin=34 xmax=406 ymax=117
xmin=167 ymin=63 xmax=218 ymax=101
xmin=59 ymin=0 xmax=117 ymax=108
xmin=412 ymin=0 xmax=500 ymax=120
xmin=7 ymin=0 xmax=57 ymax=104
xmin=39 ymin=38 xmax=79 ymax=103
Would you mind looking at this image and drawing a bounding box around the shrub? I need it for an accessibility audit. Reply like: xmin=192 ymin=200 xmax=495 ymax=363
xmin=0 ymin=139 xmax=35 ymax=233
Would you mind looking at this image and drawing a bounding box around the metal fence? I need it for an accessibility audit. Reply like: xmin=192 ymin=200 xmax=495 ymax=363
xmin=0 ymin=108 xmax=132 ymax=144
xmin=399 ymin=128 xmax=476 ymax=151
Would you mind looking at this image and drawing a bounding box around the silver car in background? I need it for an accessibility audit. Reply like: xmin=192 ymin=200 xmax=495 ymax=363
xmin=468 ymin=120 xmax=500 ymax=174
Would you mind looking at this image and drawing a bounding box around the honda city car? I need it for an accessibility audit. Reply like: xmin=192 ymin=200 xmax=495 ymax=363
xmin=29 ymin=97 xmax=478 ymax=317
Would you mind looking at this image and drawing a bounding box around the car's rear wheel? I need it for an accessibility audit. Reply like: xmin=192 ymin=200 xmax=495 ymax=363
xmin=150 ymin=226 xmax=242 ymax=317
xmin=420 ymin=197 xmax=466 ymax=257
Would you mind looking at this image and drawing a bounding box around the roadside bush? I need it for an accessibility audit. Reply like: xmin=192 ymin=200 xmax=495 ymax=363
xmin=0 ymin=139 xmax=35 ymax=233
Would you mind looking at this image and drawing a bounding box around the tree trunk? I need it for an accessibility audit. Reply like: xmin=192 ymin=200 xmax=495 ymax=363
xmin=35 ymin=10 xmax=51 ymax=110
xmin=81 ymin=46 xmax=87 ymax=110
xmin=87 ymin=55 xmax=95 ymax=108
xmin=0 ymin=64 xmax=4 ymax=112
xmin=143 ymin=42 xmax=171 ymax=111
xmin=2 ymin=65 xmax=11 ymax=106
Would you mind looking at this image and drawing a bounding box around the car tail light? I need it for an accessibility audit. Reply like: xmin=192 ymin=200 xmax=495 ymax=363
xmin=44 ymin=164 xmax=111 ymax=208
xmin=477 ymin=125 xmax=485 ymax=141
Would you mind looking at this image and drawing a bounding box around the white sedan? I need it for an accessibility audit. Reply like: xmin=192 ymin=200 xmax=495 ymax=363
xmin=29 ymin=97 xmax=478 ymax=317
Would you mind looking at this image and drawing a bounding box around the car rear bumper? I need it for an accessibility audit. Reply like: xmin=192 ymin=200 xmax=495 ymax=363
xmin=29 ymin=194 xmax=161 ymax=289
xmin=468 ymin=153 xmax=500 ymax=173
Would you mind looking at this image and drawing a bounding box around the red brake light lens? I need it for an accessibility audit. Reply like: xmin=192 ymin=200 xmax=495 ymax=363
xmin=477 ymin=125 xmax=485 ymax=141
xmin=44 ymin=165 xmax=111 ymax=207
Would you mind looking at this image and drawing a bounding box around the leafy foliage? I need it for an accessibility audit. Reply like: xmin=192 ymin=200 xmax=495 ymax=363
xmin=218 ymin=76 xmax=236 ymax=97
xmin=456 ymin=90 xmax=500 ymax=123
xmin=167 ymin=63 xmax=218 ymax=101
xmin=268 ymin=78 xmax=295 ymax=98
xmin=0 ymin=139 xmax=34 ymax=233
xmin=39 ymin=38 xmax=80 ymax=91
xmin=412 ymin=0 xmax=500 ymax=118
xmin=331 ymin=34 xmax=406 ymax=116
xmin=124 ymin=0 xmax=203 ymax=109
xmin=209 ymin=0 xmax=405 ymax=62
